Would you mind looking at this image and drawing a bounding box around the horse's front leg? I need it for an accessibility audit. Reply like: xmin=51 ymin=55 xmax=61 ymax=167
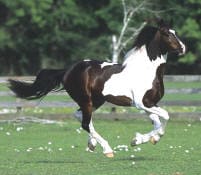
xmin=131 ymin=106 xmax=169 ymax=146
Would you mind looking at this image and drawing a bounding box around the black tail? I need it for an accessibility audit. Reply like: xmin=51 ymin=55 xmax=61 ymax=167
xmin=8 ymin=69 xmax=66 ymax=100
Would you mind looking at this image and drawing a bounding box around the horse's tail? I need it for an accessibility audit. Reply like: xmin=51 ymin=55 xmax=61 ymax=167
xmin=8 ymin=69 xmax=66 ymax=100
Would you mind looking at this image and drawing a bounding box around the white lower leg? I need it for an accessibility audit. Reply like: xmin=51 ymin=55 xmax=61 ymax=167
xmin=89 ymin=120 xmax=113 ymax=154
xmin=149 ymin=113 xmax=164 ymax=136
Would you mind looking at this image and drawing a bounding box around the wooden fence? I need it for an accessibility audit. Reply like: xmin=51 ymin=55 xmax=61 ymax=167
xmin=0 ymin=75 xmax=201 ymax=108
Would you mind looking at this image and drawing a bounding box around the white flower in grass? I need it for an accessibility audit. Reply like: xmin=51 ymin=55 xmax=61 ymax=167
xmin=185 ymin=150 xmax=189 ymax=153
xmin=38 ymin=147 xmax=44 ymax=151
xmin=113 ymin=144 xmax=129 ymax=152
xmin=131 ymin=161 xmax=136 ymax=165
xmin=58 ymin=148 xmax=63 ymax=151
xmin=130 ymin=154 xmax=135 ymax=158
xmin=71 ymin=145 xmax=75 ymax=149
xmin=76 ymin=128 xmax=81 ymax=134
xmin=16 ymin=127 xmax=23 ymax=132
xmin=48 ymin=148 xmax=52 ymax=152
xmin=14 ymin=148 xmax=20 ymax=152
xmin=27 ymin=148 xmax=32 ymax=152
xmin=187 ymin=124 xmax=191 ymax=127
xmin=6 ymin=132 xmax=11 ymax=136
xmin=134 ymin=147 xmax=141 ymax=152
xmin=48 ymin=141 xmax=52 ymax=145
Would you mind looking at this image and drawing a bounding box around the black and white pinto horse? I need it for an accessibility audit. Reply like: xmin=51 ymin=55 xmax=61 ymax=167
xmin=8 ymin=20 xmax=186 ymax=158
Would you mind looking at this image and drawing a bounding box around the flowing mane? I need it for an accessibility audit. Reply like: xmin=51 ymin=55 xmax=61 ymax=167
xmin=133 ymin=25 xmax=164 ymax=61
xmin=133 ymin=25 xmax=158 ymax=49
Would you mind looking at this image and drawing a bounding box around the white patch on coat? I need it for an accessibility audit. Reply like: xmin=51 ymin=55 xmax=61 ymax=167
xmin=102 ymin=45 xmax=167 ymax=108
xmin=169 ymin=29 xmax=186 ymax=55
xmin=100 ymin=62 xmax=117 ymax=69
xmin=84 ymin=59 xmax=91 ymax=62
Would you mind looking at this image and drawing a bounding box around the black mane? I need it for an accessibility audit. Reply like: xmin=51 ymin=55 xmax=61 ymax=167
xmin=133 ymin=25 xmax=161 ymax=61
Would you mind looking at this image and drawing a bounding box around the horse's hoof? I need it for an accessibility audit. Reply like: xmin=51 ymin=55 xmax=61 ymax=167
xmin=87 ymin=137 xmax=97 ymax=152
xmin=105 ymin=152 xmax=114 ymax=158
xmin=131 ymin=139 xmax=137 ymax=147
xmin=150 ymin=135 xmax=160 ymax=145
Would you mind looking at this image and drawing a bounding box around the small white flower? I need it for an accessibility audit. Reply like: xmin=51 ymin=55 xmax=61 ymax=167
xmin=130 ymin=154 xmax=135 ymax=158
xmin=27 ymin=148 xmax=32 ymax=152
xmin=132 ymin=161 xmax=136 ymax=165
xmin=169 ymin=146 xmax=173 ymax=149
xmin=38 ymin=147 xmax=44 ymax=151
xmin=14 ymin=148 xmax=20 ymax=152
xmin=58 ymin=148 xmax=63 ymax=151
xmin=48 ymin=142 xmax=52 ymax=145
xmin=16 ymin=127 xmax=23 ymax=132
xmin=6 ymin=132 xmax=11 ymax=136
xmin=185 ymin=150 xmax=189 ymax=153
xmin=71 ymin=145 xmax=75 ymax=149
xmin=76 ymin=129 xmax=81 ymax=134
xmin=117 ymin=136 xmax=120 ymax=139
xmin=48 ymin=148 xmax=52 ymax=152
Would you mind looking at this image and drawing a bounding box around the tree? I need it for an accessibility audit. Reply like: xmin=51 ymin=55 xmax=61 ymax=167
xmin=111 ymin=0 xmax=148 ymax=63
xmin=0 ymin=0 xmax=200 ymax=75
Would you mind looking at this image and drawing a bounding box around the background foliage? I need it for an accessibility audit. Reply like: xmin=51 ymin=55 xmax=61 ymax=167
xmin=0 ymin=0 xmax=200 ymax=75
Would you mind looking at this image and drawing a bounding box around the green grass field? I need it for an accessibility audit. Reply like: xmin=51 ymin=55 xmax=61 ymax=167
xmin=0 ymin=117 xmax=201 ymax=175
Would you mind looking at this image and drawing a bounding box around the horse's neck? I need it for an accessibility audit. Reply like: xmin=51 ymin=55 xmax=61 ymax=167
xmin=123 ymin=46 xmax=167 ymax=68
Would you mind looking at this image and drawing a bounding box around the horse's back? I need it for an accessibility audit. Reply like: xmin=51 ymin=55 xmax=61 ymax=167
xmin=63 ymin=60 xmax=123 ymax=105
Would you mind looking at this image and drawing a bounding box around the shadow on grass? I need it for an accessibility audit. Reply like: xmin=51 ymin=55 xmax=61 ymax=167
xmin=22 ymin=160 xmax=84 ymax=164
xmin=114 ymin=156 xmax=156 ymax=162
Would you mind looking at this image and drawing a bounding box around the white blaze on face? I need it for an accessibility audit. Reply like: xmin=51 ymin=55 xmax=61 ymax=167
xmin=169 ymin=29 xmax=186 ymax=55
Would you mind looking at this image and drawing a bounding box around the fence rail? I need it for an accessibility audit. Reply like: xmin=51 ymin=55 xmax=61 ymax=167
xmin=1 ymin=75 xmax=201 ymax=83
xmin=0 ymin=76 xmax=201 ymax=108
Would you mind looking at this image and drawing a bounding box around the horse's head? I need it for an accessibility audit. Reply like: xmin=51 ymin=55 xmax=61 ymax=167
xmin=133 ymin=19 xmax=186 ymax=61
xmin=157 ymin=19 xmax=186 ymax=56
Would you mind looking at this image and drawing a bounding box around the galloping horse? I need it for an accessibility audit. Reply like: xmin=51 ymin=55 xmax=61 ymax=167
xmin=8 ymin=19 xmax=186 ymax=158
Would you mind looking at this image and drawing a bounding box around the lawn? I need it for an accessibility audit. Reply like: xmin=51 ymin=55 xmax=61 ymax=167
xmin=0 ymin=117 xmax=200 ymax=175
